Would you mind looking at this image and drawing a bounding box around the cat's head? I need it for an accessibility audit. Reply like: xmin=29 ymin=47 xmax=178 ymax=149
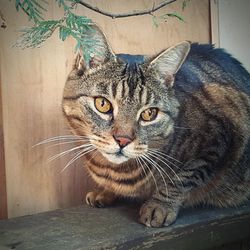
xmin=62 ymin=26 xmax=190 ymax=165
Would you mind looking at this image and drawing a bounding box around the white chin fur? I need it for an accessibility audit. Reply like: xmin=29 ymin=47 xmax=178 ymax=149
xmin=101 ymin=152 xmax=129 ymax=164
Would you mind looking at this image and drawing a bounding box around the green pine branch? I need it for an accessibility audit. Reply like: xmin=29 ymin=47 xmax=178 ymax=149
xmin=16 ymin=20 xmax=60 ymax=48
xmin=13 ymin=0 xmax=190 ymax=64
xmin=15 ymin=0 xmax=97 ymax=64
xmin=56 ymin=0 xmax=76 ymax=11
xmin=15 ymin=0 xmax=48 ymax=23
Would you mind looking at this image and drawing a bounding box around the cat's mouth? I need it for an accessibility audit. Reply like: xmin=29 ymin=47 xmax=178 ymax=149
xmin=101 ymin=150 xmax=130 ymax=164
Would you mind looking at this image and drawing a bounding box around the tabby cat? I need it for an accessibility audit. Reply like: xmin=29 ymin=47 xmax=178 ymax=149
xmin=62 ymin=26 xmax=250 ymax=227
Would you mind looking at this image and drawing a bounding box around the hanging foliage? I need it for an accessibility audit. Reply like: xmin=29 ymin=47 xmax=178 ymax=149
xmin=13 ymin=0 xmax=189 ymax=63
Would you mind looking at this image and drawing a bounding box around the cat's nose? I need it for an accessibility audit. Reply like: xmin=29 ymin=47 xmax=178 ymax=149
xmin=113 ymin=135 xmax=133 ymax=148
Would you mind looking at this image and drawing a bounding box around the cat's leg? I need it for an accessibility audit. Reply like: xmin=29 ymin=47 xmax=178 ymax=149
xmin=139 ymin=199 xmax=180 ymax=228
xmin=139 ymin=187 xmax=182 ymax=228
xmin=86 ymin=189 xmax=116 ymax=208
xmin=139 ymin=158 xmax=217 ymax=227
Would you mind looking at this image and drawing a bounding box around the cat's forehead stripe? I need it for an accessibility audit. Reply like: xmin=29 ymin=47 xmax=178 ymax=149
xmin=120 ymin=63 xmax=149 ymax=104
xmin=121 ymin=80 xmax=129 ymax=98
xmin=111 ymin=63 xmax=142 ymax=102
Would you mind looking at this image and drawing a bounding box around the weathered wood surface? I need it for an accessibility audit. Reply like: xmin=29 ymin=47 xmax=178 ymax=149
xmin=0 ymin=203 xmax=250 ymax=250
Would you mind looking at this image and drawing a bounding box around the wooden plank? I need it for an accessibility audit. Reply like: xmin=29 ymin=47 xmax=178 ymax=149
xmin=210 ymin=240 xmax=250 ymax=250
xmin=0 ymin=71 xmax=7 ymax=219
xmin=0 ymin=0 xmax=210 ymax=218
xmin=0 ymin=204 xmax=250 ymax=249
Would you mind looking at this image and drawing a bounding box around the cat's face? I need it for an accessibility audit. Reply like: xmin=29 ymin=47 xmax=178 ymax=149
xmin=63 ymin=26 xmax=190 ymax=165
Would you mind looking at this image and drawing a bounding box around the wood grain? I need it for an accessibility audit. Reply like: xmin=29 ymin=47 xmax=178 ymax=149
xmin=0 ymin=71 xmax=7 ymax=219
xmin=0 ymin=204 xmax=250 ymax=249
xmin=0 ymin=0 xmax=210 ymax=218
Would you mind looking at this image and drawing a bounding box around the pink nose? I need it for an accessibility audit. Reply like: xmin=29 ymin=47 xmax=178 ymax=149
xmin=113 ymin=135 xmax=132 ymax=148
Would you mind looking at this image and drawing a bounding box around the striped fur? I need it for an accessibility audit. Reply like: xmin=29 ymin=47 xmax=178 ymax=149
xmin=62 ymin=28 xmax=250 ymax=227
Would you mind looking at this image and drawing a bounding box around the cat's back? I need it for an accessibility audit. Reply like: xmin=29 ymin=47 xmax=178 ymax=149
xmin=171 ymin=44 xmax=250 ymax=207
xmin=175 ymin=43 xmax=250 ymax=96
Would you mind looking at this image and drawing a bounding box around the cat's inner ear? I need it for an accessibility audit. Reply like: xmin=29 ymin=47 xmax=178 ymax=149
xmin=74 ymin=25 xmax=116 ymax=72
xmin=150 ymin=41 xmax=191 ymax=86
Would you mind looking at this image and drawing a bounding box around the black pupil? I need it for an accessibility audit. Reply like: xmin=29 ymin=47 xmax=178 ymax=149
xmin=148 ymin=109 xmax=156 ymax=118
xmin=101 ymin=99 xmax=105 ymax=107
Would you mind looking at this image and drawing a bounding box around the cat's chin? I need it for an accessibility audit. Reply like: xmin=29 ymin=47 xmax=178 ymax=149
xmin=101 ymin=152 xmax=130 ymax=165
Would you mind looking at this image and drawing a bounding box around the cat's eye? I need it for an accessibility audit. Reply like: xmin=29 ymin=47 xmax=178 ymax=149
xmin=140 ymin=108 xmax=158 ymax=122
xmin=94 ymin=97 xmax=112 ymax=114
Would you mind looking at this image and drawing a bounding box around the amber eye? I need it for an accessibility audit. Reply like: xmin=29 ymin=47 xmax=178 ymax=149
xmin=94 ymin=97 xmax=112 ymax=114
xmin=141 ymin=108 xmax=158 ymax=122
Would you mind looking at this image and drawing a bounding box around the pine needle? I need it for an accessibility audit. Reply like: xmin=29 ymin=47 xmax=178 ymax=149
xmin=15 ymin=0 xmax=48 ymax=23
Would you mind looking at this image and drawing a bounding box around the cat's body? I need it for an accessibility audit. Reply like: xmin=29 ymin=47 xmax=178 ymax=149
xmin=63 ymin=27 xmax=250 ymax=227
xmin=164 ymin=44 xmax=250 ymax=207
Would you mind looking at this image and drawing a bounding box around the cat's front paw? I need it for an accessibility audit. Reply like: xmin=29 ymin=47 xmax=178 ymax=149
xmin=139 ymin=201 xmax=178 ymax=227
xmin=86 ymin=190 xmax=115 ymax=208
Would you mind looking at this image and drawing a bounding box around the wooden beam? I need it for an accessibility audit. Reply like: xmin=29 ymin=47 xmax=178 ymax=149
xmin=0 ymin=204 xmax=250 ymax=249
xmin=0 ymin=76 xmax=7 ymax=219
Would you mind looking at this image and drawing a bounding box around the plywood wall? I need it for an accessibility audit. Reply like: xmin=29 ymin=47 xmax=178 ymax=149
xmin=0 ymin=0 xmax=210 ymax=218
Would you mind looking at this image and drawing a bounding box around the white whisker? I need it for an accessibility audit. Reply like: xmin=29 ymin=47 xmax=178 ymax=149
xmin=135 ymin=158 xmax=146 ymax=178
xmin=148 ymin=149 xmax=181 ymax=171
xmin=33 ymin=135 xmax=89 ymax=147
xmin=60 ymin=147 xmax=95 ymax=173
xmin=144 ymin=154 xmax=175 ymax=186
xmin=47 ymin=143 xmax=93 ymax=162
xmin=147 ymin=151 xmax=183 ymax=188
xmin=150 ymin=148 xmax=182 ymax=165
xmin=138 ymin=156 xmax=159 ymax=195
xmin=141 ymin=154 xmax=169 ymax=198
xmin=46 ymin=139 xmax=90 ymax=148
xmin=86 ymin=149 xmax=99 ymax=165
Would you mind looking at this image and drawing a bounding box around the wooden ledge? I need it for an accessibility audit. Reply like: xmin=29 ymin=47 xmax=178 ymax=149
xmin=0 ymin=203 xmax=250 ymax=250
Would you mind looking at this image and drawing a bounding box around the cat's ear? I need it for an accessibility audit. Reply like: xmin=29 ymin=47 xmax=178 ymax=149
xmin=73 ymin=25 xmax=116 ymax=72
xmin=149 ymin=41 xmax=190 ymax=86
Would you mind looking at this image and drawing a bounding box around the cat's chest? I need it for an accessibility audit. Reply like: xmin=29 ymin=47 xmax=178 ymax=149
xmin=84 ymin=155 xmax=153 ymax=198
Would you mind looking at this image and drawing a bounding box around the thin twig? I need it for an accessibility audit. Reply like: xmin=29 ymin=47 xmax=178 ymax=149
xmin=77 ymin=0 xmax=177 ymax=19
